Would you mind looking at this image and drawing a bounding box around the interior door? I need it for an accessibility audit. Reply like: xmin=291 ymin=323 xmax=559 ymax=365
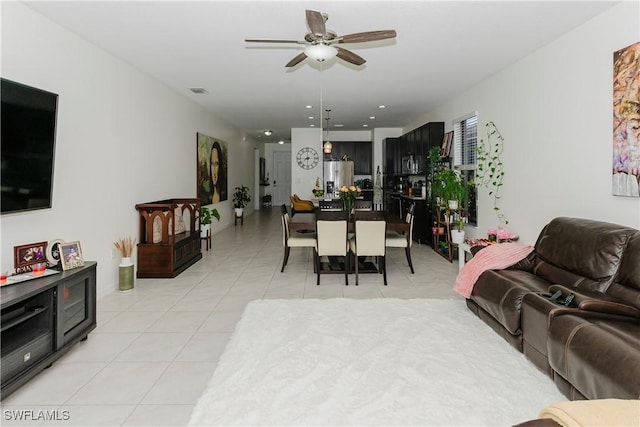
xmin=272 ymin=151 xmax=291 ymax=206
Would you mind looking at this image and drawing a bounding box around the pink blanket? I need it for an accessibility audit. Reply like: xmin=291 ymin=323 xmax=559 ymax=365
xmin=454 ymin=242 xmax=535 ymax=298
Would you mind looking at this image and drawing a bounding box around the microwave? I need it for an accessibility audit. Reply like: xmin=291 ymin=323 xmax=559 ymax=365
xmin=402 ymin=156 xmax=419 ymax=174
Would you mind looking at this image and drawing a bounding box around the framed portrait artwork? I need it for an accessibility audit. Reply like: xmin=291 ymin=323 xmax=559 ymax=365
xmin=13 ymin=241 xmax=47 ymax=273
xmin=59 ymin=241 xmax=85 ymax=271
xmin=197 ymin=133 xmax=229 ymax=205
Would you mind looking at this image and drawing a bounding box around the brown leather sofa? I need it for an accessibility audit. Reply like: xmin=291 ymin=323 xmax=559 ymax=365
xmin=465 ymin=217 xmax=640 ymax=400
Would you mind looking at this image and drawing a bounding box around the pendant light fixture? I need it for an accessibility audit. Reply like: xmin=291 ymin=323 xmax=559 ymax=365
xmin=323 ymin=109 xmax=333 ymax=154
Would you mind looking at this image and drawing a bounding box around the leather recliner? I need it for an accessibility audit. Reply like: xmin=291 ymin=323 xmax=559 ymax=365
xmin=465 ymin=217 xmax=640 ymax=400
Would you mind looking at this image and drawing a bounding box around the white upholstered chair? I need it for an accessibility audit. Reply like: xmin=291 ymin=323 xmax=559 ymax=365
xmin=315 ymin=219 xmax=349 ymax=286
xmin=349 ymin=220 xmax=387 ymax=286
xmin=385 ymin=203 xmax=415 ymax=273
xmin=280 ymin=205 xmax=315 ymax=272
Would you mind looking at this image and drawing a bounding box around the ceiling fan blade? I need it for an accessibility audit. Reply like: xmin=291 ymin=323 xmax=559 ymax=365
xmin=338 ymin=30 xmax=397 ymax=44
xmin=306 ymin=10 xmax=326 ymax=38
xmin=285 ymin=52 xmax=308 ymax=68
xmin=245 ymin=38 xmax=304 ymax=44
xmin=336 ymin=47 xmax=366 ymax=66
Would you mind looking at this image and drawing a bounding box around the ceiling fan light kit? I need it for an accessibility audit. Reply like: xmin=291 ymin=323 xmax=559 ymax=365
xmin=245 ymin=9 xmax=396 ymax=68
xmin=304 ymin=44 xmax=337 ymax=62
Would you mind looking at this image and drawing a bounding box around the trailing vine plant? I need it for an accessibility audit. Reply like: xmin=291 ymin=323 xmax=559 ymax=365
xmin=476 ymin=121 xmax=507 ymax=224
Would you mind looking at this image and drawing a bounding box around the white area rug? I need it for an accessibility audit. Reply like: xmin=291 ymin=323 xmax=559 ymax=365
xmin=189 ymin=299 xmax=566 ymax=426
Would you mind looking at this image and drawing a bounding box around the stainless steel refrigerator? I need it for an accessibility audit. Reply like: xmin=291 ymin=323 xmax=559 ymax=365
xmin=324 ymin=161 xmax=354 ymax=198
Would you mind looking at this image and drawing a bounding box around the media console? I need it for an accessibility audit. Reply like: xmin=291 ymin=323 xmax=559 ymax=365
xmin=1 ymin=262 xmax=96 ymax=398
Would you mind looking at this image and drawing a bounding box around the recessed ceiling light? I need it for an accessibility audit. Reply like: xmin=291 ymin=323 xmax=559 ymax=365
xmin=308 ymin=116 xmax=314 ymax=120
xmin=190 ymin=88 xmax=208 ymax=94
xmin=378 ymin=105 xmax=386 ymax=109
xmin=363 ymin=124 xmax=369 ymax=128
xmin=310 ymin=124 xmax=316 ymax=128
xmin=334 ymin=124 xmax=344 ymax=128
xmin=278 ymin=140 xmax=284 ymax=145
xmin=369 ymin=116 xmax=376 ymax=120
xmin=305 ymin=105 xmax=313 ymax=109
xmin=264 ymin=130 xmax=273 ymax=136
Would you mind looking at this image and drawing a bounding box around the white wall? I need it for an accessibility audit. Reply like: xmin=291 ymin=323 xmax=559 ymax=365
xmin=407 ymin=1 xmax=640 ymax=244
xmin=290 ymin=128 xmax=323 ymax=198
xmin=1 ymin=3 xmax=257 ymax=298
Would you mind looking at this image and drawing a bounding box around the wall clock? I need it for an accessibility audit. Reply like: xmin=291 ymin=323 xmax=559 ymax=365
xmin=296 ymin=147 xmax=319 ymax=170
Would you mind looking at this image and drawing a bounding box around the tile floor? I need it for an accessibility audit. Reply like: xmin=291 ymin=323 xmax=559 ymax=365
xmin=1 ymin=207 xmax=462 ymax=426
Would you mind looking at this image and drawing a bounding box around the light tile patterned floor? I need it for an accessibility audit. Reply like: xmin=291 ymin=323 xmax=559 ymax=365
xmin=1 ymin=208 xmax=462 ymax=426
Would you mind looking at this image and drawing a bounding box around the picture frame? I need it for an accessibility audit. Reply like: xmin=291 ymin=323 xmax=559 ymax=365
xmin=46 ymin=238 xmax=64 ymax=267
xmin=59 ymin=241 xmax=85 ymax=271
xmin=441 ymin=131 xmax=454 ymax=158
xmin=14 ymin=241 xmax=47 ymax=273
xmin=260 ymin=157 xmax=266 ymax=182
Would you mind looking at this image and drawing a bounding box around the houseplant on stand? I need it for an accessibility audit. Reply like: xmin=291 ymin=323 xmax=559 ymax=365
xmin=433 ymin=167 xmax=467 ymax=210
xmin=451 ymin=218 xmax=465 ymax=244
xmin=113 ymin=237 xmax=135 ymax=292
xmin=200 ymin=206 xmax=220 ymax=238
xmin=233 ymin=185 xmax=251 ymax=217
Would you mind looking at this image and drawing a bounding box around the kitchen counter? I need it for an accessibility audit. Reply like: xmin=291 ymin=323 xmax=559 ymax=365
xmin=386 ymin=191 xmax=427 ymax=201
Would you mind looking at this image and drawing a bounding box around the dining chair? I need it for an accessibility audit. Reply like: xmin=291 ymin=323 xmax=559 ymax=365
xmin=319 ymin=199 xmax=343 ymax=212
xmin=385 ymin=203 xmax=415 ymax=273
xmin=289 ymin=194 xmax=314 ymax=216
xmin=315 ymin=219 xmax=349 ymax=285
xmin=280 ymin=204 xmax=316 ymax=272
xmin=349 ymin=219 xmax=387 ymax=286
xmin=354 ymin=200 xmax=373 ymax=211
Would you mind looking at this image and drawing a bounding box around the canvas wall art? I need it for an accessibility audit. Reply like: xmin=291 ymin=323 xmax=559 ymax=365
xmin=197 ymin=133 xmax=228 ymax=204
xmin=612 ymin=41 xmax=640 ymax=197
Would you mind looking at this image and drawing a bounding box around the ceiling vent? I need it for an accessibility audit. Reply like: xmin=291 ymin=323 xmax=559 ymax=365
xmin=190 ymin=88 xmax=208 ymax=94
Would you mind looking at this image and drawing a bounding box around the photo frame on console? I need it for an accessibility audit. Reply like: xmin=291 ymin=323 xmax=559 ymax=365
xmin=59 ymin=241 xmax=85 ymax=271
xmin=13 ymin=241 xmax=47 ymax=274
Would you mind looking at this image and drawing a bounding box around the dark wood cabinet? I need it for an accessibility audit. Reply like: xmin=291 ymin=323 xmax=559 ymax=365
xmin=382 ymin=122 xmax=444 ymax=244
xmin=326 ymin=141 xmax=372 ymax=175
xmin=353 ymin=143 xmax=372 ymax=174
xmin=1 ymin=262 xmax=97 ymax=398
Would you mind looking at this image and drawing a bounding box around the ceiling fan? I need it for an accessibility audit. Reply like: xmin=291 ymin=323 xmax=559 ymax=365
xmin=245 ymin=9 xmax=397 ymax=67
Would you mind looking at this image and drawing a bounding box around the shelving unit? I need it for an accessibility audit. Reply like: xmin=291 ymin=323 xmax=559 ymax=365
xmin=433 ymin=206 xmax=466 ymax=262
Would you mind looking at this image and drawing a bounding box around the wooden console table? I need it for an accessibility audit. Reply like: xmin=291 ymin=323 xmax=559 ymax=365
xmin=1 ymin=262 xmax=97 ymax=398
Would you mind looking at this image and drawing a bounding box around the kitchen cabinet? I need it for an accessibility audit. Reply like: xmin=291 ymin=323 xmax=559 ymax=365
xmin=353 ymin=143 xmax=371 ymax=174
xmin=326 ymin=141 xmax=372 ymax=175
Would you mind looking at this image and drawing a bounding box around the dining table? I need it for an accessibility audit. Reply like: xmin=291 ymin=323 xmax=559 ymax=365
xmin=288 ymin=210 xmax=410 ymax=234
xmin=288 ymin=210 xmax=409 ymax=275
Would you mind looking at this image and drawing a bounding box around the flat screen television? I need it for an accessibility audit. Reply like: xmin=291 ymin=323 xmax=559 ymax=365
xmin=1 ymin=78 xmax=58 ymax=214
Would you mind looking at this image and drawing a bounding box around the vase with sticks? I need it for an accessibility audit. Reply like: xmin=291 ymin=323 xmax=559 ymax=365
xmin=114 ymin=237 xmax=135 ymax=292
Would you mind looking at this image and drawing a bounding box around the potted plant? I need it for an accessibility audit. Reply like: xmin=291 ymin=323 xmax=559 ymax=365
xmin=233 ymin=185 xmax=251 ymax=217
xmin=451 ymin=218 xmax=465 ymax=244
xmin=432 ymin=167 xmax=467 ymax=209
xmin=113 ymin=237 xmax=135 ymax=292
xmin=200 ymin=206 xmax=220 ymax=238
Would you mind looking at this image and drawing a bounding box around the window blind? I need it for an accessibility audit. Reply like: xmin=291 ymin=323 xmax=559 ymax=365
xmin=453 ymin=115 xmax=478 ymax=167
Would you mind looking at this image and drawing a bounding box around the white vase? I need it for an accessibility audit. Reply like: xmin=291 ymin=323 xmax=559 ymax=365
xmin=451 ymin=230 xmax=465 ymax=244
xmin=118 ymin=257 xmax=134 ymax=292
xmin=448 ymin=200 xmax=459 ymax=210
xmin=235 ymin=208 xmax=244 ymax=217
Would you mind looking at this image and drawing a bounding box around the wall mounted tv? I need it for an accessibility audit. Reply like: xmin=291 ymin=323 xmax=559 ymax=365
xmin=1 ymin=78 xmax=58 ymax=214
